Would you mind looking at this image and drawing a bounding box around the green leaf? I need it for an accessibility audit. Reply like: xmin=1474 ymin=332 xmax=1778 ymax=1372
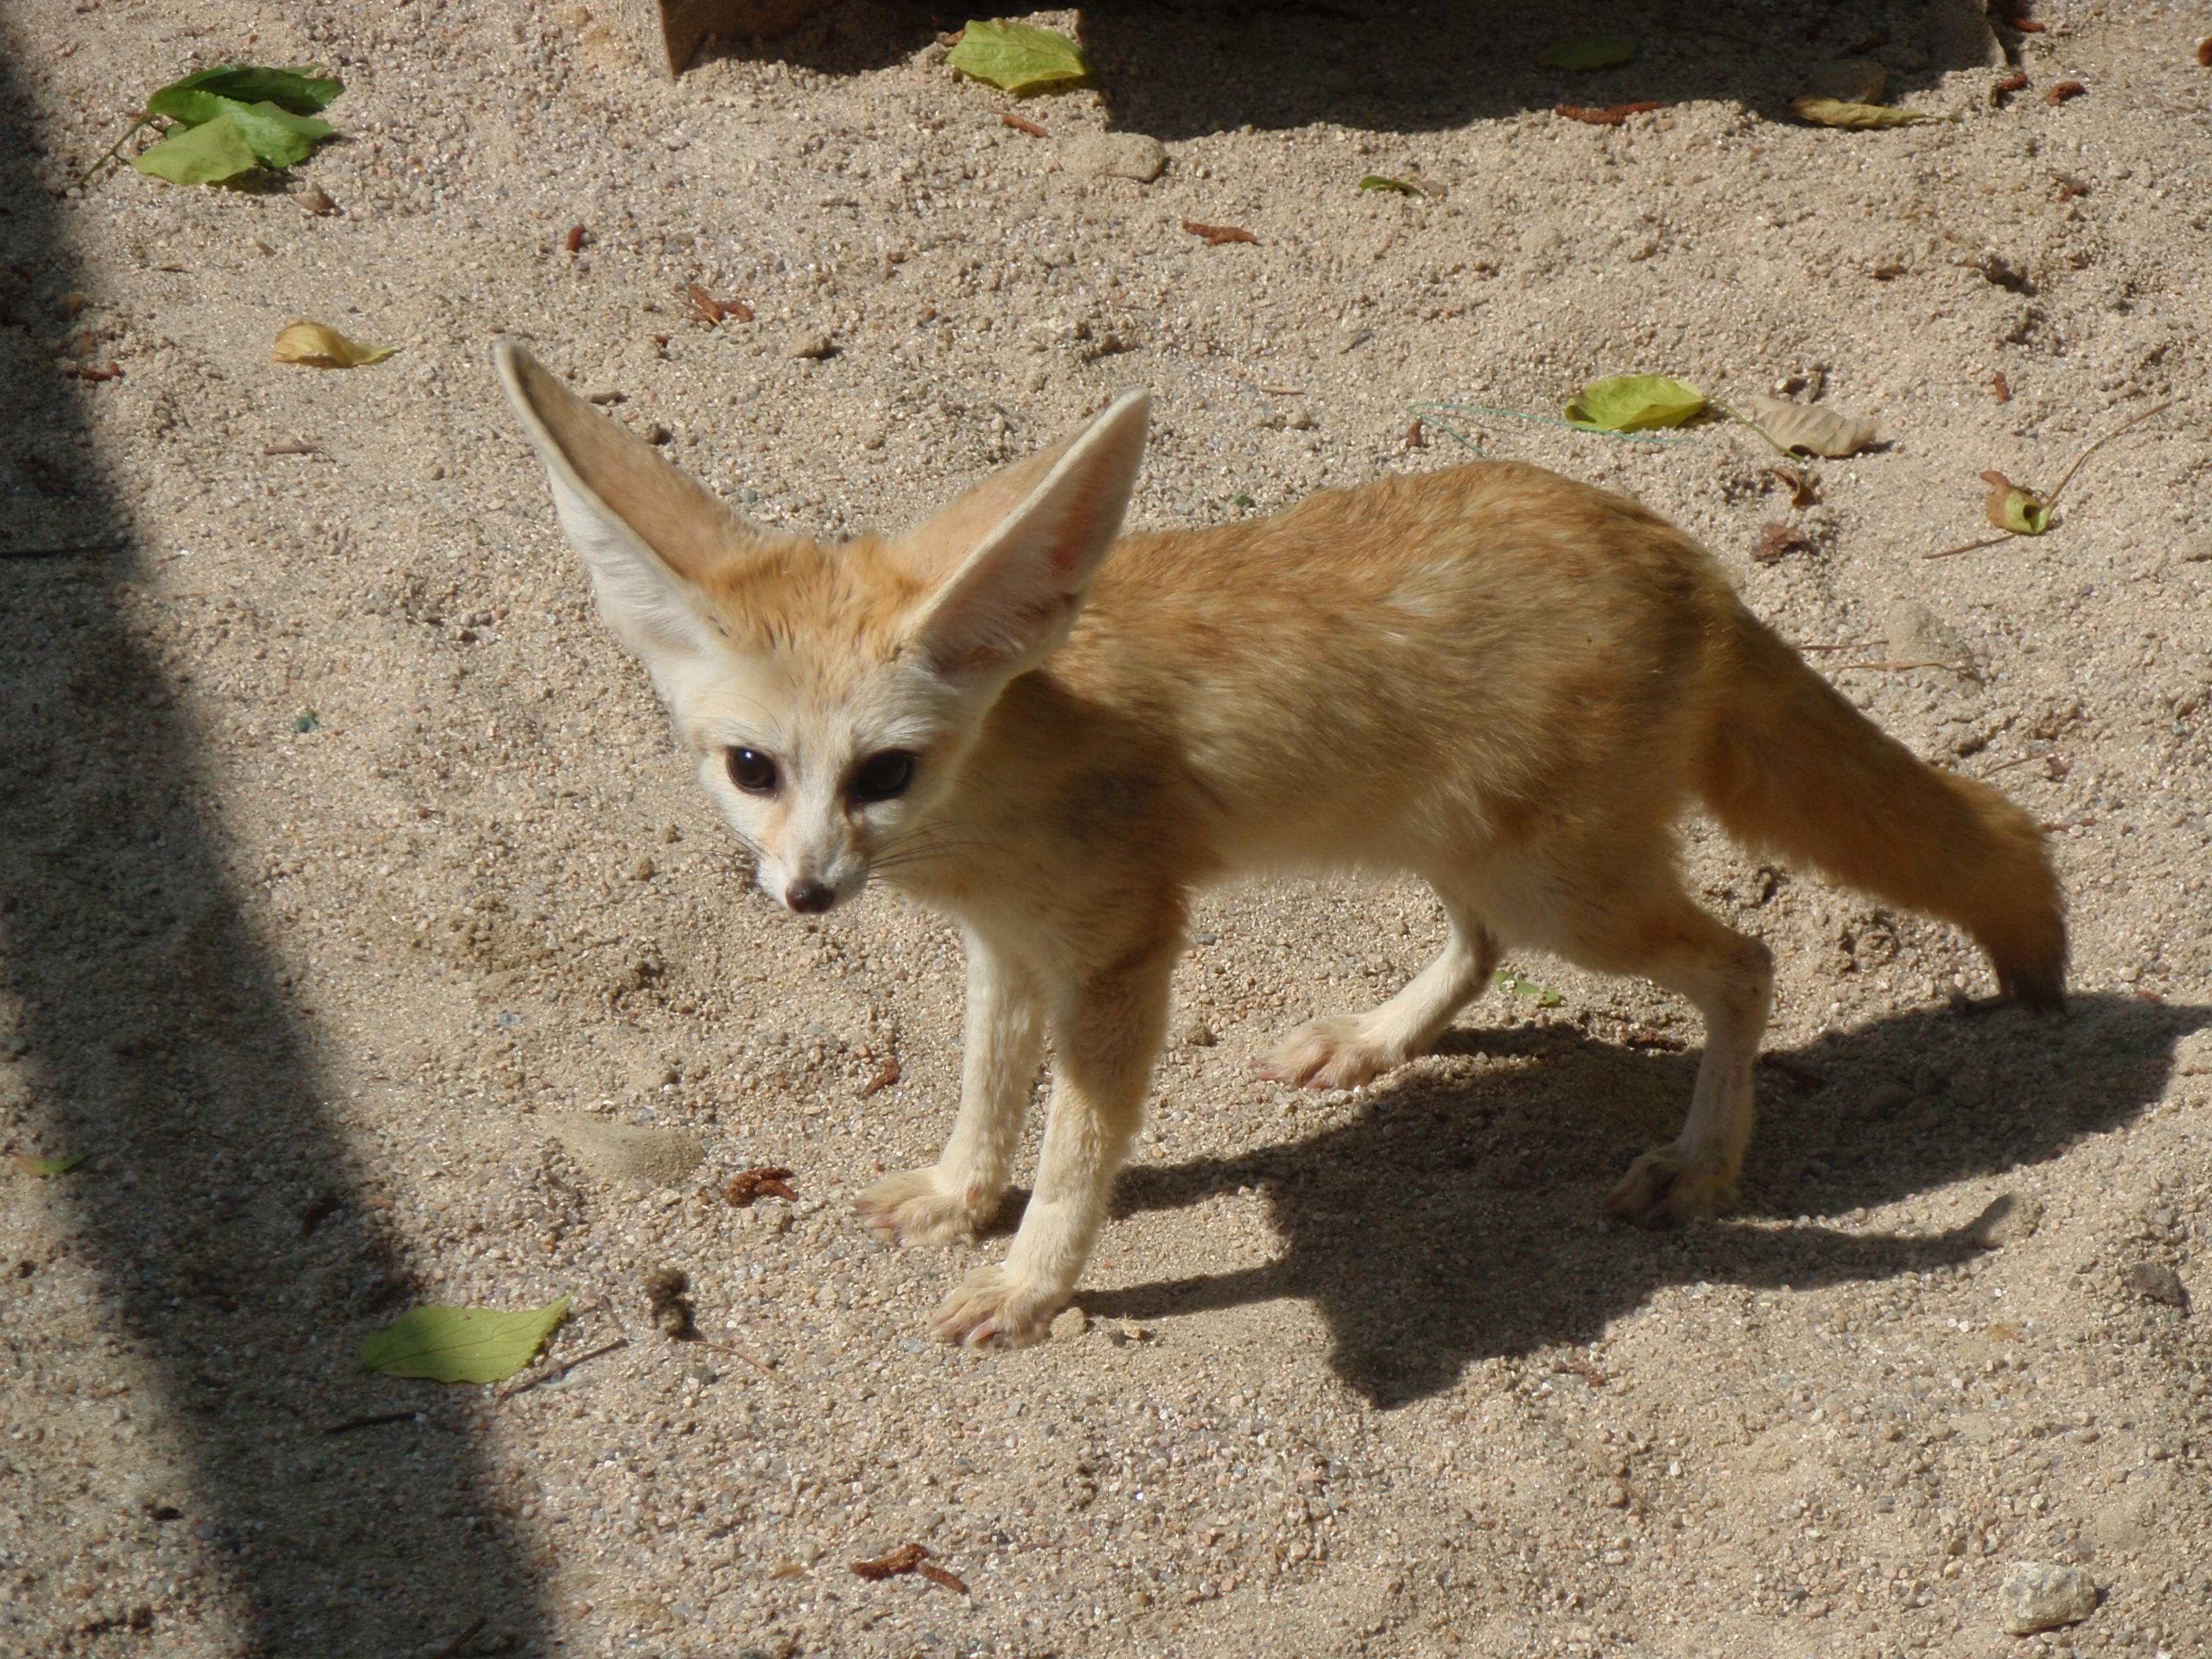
xmin=130 ymin=115 xmax=262 ymax=185
xmin=1494 ymin=972 xmax=1564 ymax=1008
xmin=947 ymin=20 xmax=1091 ymax=96
xmin=150 ymin=64 xmax=344 ymax=116
xmin=1357 ymin=174 xmax=1425 ymax=197
xmin=1538 ymin=35 xmax=1638 ymax=70
xmin=1563 ymin=374 xmax=1706 ymax=432
xmin=143 ymin=93 xmax=332 ymax=168
xmin=14 ymin=1152 xmax=90 ymax=1177
xmin=360 ymin=1296 xmax=572 ymax=1384
xmin=1788 ymin=96 xmax=1933 ymax=129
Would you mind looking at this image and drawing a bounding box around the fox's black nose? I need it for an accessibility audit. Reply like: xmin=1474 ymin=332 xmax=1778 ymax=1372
xmin=785 ymin=879 xmax=834 ymax=914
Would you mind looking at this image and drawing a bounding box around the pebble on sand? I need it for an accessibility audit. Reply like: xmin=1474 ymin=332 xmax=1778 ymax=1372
xmin=1998 ymin=1561 xmax=2099 ymax=1635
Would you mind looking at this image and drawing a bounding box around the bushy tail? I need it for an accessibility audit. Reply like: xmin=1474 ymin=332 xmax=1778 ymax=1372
xmin=1698 ymin=600 xmax=2066 ymax=1010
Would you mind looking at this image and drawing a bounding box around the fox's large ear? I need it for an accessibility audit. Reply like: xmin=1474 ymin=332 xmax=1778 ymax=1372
xmin=495 ymin=340 xmax=743 ymax=664
xmin=896 ymin=389 xmax=1149 ymax=676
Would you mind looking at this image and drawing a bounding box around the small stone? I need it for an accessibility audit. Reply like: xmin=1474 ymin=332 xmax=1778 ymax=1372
xmin=1969 ymin=1193 xmax=2043 ymax=1249
xmin=1997 ymin=1561 xmax=2099 ymax=1635
xmin=1060 ymin=131 xmax=1167 ymax=182
xmin=787 ymin=331 xmax=834 ymax=361
xmin=1049 ymin=1305 xmax=1089 ymax=1342
xmin=297 ymin=186 xmax=338 ymax=216
xmin=629 ymin=855 xmax=655 ymax=880
xmin=547 ymin=1115 xmax=705 ymax=1185
xmin=1601 ymin=1483 xmax=1629 ymax=1508
xmin=1181 ymin=1023 xmax=1217 ymax=1048
xmin=2123 ymin=1261 xmax=2188 ymax=1307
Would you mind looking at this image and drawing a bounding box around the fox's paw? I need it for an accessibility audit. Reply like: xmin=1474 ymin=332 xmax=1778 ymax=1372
xmin=1256 ymin=1015 xmax=1405 ymax=1091
xmin=855 ymin=1167 xmax=991 ymax=1247
xmin=1603 ymin=1148 xmax=1737 ymax=1227
xmin=928 ymin=1265 xmax=1063 ymax=1350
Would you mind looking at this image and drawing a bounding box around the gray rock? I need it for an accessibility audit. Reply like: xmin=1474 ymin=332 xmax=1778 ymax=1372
xmin=787 ymin=331 xmax=834 ymax=360
xmin=1061 ymin=132 xmax=1167 ymax=183
xmin=547 ymin=1113 xmax=705 ymax=1185
xmin=1969 ymin=1192 xmax=2043 ymax=1249
xmin=1049 ymin=1305 xmax=1089 ymax=1342
xmin=2123 ymin=1261 xmax=2188 ymax=1307
xmin=1998 ymin=1561 xmax=2098 ymax=1635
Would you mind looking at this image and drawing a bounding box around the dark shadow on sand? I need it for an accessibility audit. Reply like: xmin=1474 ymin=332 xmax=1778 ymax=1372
xmin=0 ymin=54 xmax=550 ymax=1659
xmin=1085 ymin=995 xmax=2204 ymax=1406
xmin=710 ymin=0 xmax=2015 ymax=141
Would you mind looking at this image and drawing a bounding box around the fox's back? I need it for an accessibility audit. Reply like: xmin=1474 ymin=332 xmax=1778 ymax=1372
xmin=1015 ymin=461 xmax=1742 ymax=871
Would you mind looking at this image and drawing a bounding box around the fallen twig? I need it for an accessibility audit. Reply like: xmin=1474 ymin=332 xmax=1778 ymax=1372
xmin=322 ymin=1410 xmax=424 ymax=1436
xmin=495 ymin=1336 xmax=629 ymax=1401
xmin=1925 ymin=399 xmax=2174 ymax=558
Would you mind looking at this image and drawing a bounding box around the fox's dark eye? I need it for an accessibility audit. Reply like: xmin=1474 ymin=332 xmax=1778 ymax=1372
xmin=850 ymin=749 xmax=916 ymax=804
xmin=726 ymin=747 xmax=779 ymax=796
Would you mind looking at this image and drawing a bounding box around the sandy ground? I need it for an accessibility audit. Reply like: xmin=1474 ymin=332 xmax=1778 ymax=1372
xmin=3 ymin=1 xmax=2211 ymax=1656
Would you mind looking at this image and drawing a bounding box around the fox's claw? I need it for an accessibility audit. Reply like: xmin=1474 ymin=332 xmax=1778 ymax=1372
xmin=1603 ymin=1147 xmax=1737 ymax=1226
xmin=929 ymin=1265 xmax=1063 ymax=1349
xmin=854 ymin=1167 xmax=991 ymax=1246
xmin=1256 ymin=1014 xmax=1403 ymax=1090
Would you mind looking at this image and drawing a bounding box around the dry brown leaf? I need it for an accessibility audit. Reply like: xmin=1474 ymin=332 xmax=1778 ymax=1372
xmin=851 ymin=1543 xmax=930 ymax=1582
xmin=1755 ymin=523 xmax=1816 ymax=564
xmin=1555 ymin=101 xmax=1662 ymax=125
xmin=1183 ymin=220 xmax=1257 ymax=246
xmin=724 ymin=1166 xmax=797 ymax=1206
xmin=1771 ymin=467 xmax=1819 ymax=508
xmin=1740 ymin=394 xmax=1877 ymax=457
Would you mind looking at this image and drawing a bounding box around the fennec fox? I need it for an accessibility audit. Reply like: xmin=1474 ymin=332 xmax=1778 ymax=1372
xmin=496 ymin=343 xmax=2066 ymax=1349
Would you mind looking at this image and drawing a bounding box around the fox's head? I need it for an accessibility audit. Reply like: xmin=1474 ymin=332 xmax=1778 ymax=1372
xmin=495 ymin=342 xmax=1149 ymax=914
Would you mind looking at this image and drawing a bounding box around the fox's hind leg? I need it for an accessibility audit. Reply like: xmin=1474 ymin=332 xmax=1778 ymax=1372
xmin=1258 ymin=890 xmax=1500 ymax=1090
xmin=1486 ymin=843 xmax=1774 ymax=1222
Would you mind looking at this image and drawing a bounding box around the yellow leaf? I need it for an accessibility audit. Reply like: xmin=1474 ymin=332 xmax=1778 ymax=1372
xmin=272 ymin=319 xmax=397 ymax=368
xmin=1790 ymin=96 xmax=1934 ymax=129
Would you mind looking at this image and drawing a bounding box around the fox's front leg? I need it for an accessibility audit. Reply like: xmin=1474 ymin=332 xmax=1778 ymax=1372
xmin=856 ymin=932 xmax=1043 ymax=1245
xmin=932 ymin=938 xmax=1176 ymax=1349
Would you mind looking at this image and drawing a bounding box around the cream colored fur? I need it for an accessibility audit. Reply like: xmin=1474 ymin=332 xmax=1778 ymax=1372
xmin=496 ymin=342 xmax=2066 ymax=1349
